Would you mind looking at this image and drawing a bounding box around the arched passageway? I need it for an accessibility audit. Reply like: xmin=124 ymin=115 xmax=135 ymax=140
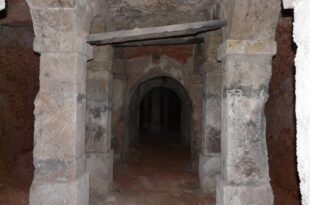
xmin=139 ymin=87 xmax=181 ymax=144
xmin=111 ymin=76 xmax=214 ymax=204
xmin=125 ymin=76 xmax=193 ymax=156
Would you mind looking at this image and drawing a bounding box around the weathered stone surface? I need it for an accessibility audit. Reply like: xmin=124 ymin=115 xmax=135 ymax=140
xmin=199 ymin=154 xmax=220 ymax=194
xmin=217 ymin=40 xmax=275 ymax=204
xmin=202 ymin=30 xmax=222 ymax=155
xmin=33 ymin=157 xmax=85 ymax=181
xmin=221 ymin=56 xmax=272 ymax=184
xmin=106 ymin=0 xmax=221 ymax=31
xmin=33 ymin=53 xmax=87 ymax=161
xmin=26 ymin=0 xmax=75 ymax=8
xmin=216 ymin=177 xmax=273 ymax=205
xmin=27 ymin=1 xmax=99 ymax=48
xmin=30 ymin=173 xmax=89 ymax=205
xmin=33 ymin=37 xmax=93 ymax=58
xmin=218 ymin=40 xmax=277 ymax=60
xmin=86 ymin=47 xmax=114 ymax=153
xmin=85 ymin=45 xmax=114 ymax=201
xmin=222 ymin=0 xmax=281 ymax=41
xmin=30 ymin=8 xmax=77 ymax=36
xmin=199 ymin=31 xmax=222 ymax=193
xmin=86 ymin=151 xmax=113 ymax=199
xmin=25 ymin=0 xmax=98 ymax=202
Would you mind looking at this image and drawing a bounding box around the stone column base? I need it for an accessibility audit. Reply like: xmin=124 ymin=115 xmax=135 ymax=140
xmin=30 ymin=173 xmax=89 ymax=205
xmin=216 ymin=177 xmax=274 ymax=205
xmin=86 ymin=150 xmax=113 ymax=199
xmin=199 ymin=153 xmax=220 ymax=194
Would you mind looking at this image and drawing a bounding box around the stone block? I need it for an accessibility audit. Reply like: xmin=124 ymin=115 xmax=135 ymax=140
xmin=216 ymin=177 xmax=273 ymax=205
xmin=34 ymin=37 xmax=93 ymax=58
xmin=199 ymin=154 xmax=220 ymax=194
xmin=218 ymin=40 xmax=277 ymax=61
xmin=86 ymin=151 xmax=113 ymax=198
xmin=33 ymin=156 xmax=85 ymax=182
xmin=224 ymin=56 xmax=272 ymax=90
xmin=30 ymin=8 xmax=77 ymax=37
xmin=33 ymin=91 xmax=86 ymax=161
xmin=30 ymin=173 xmax=89 ymax=205
xmin=39 ymin=53 xmax=87 ymax=94
xmin=85 ymin=112 xmax=112 ymax=153
xmin=86 ymin=70 xmax=113 ymax=103
xmin=94 ymin=46 xmax=114 ymax=66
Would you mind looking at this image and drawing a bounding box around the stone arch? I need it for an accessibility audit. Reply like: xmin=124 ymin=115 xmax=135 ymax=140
xmin=124 ymin=76 xmax=193 ymax=161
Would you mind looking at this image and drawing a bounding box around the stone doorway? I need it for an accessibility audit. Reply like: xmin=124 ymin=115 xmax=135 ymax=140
xmin=139 ymin=87 xmax=182 ymax=145
xmin=125 ymin=76 xmax=193 ymax=161
xmin=108 ymin=77 xmax=215 ymax=204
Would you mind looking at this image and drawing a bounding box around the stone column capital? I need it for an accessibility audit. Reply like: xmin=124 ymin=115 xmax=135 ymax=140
xmin=218 ymin=40 xmax=277 ymax=61
xmin=33 ymin=37 xmax=94 ymax=60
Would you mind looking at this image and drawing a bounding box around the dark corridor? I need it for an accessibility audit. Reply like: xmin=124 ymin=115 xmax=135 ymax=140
xmin=139 ymin=87 xmax=182 ymax=144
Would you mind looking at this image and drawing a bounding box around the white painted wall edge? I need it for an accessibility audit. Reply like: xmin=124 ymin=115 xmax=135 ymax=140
xmin=282 ymin=0 xmax=310 ymax=204
xmin=282 ymin=0 xmax=299 ymax=9
xmin=0 ymin=0 xmax=5 ymax=10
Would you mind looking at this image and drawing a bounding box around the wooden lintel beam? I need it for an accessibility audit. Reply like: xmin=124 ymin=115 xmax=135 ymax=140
xmin=113 ymin=36 xmax=205 ymax=47
xmin=88 ymin=20 xmax=226 ymax=45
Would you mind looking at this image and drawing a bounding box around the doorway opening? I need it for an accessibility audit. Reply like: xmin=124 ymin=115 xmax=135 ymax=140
xmin=111 ymin=76 xmax=213 ymax=204
xmin=126 ymin=76 xmax=193 ymax=154
xmin=139 ymin=87 xmax=181 ymax=145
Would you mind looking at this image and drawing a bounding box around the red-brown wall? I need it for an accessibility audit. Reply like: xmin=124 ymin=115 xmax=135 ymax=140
xmin=0 ymin=2 xmax=38 ymax=176
xmin=266 ymin=15 xmax=300 ymax=205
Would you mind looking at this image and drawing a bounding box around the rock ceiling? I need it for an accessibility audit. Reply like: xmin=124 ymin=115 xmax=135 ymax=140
xmin=105 ymin=0 xmax=219 ymax=31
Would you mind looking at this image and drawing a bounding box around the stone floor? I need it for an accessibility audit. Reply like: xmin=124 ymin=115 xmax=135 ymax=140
xmin=100 ymin=134 xmax=215 ymax=205
xmin=0 ymin=135 xmax=215 ymax=205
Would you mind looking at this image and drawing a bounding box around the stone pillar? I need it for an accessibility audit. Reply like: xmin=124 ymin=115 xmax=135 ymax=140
xmin=25 ymin=1 xmax=100 ymax=204
xmin=86 ymin=46 xmax=114 ymax=200
xmin=216 ymin=40 xmax=276 ymax=205
xmin=143 ymin=94 xmax=151 ymax=130
xmin=29 ymin=37 xmax=93 ymax=205
xmin=199 ymin=31 xmax=222 ymax=194
xmin=163 ymin=90 xmax=169 ymax=132
xmin=151 ymin=88 xmax=161 ymax=133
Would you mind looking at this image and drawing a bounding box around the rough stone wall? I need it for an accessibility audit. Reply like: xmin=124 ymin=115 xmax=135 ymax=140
xmin=111 ymin=48 xmax=127 ymax=163
xmin=105 ymin=0 xmax=220 ymax=31
xmin=199 ymin=30 xmax=222 ymax=194
xmin=111 ymin=45 xmax=204 ymax=167
xmin=265 ymin=15 xmax=300 ymax=205
xmin=0 ymin=4 xmax=39 ymax=176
